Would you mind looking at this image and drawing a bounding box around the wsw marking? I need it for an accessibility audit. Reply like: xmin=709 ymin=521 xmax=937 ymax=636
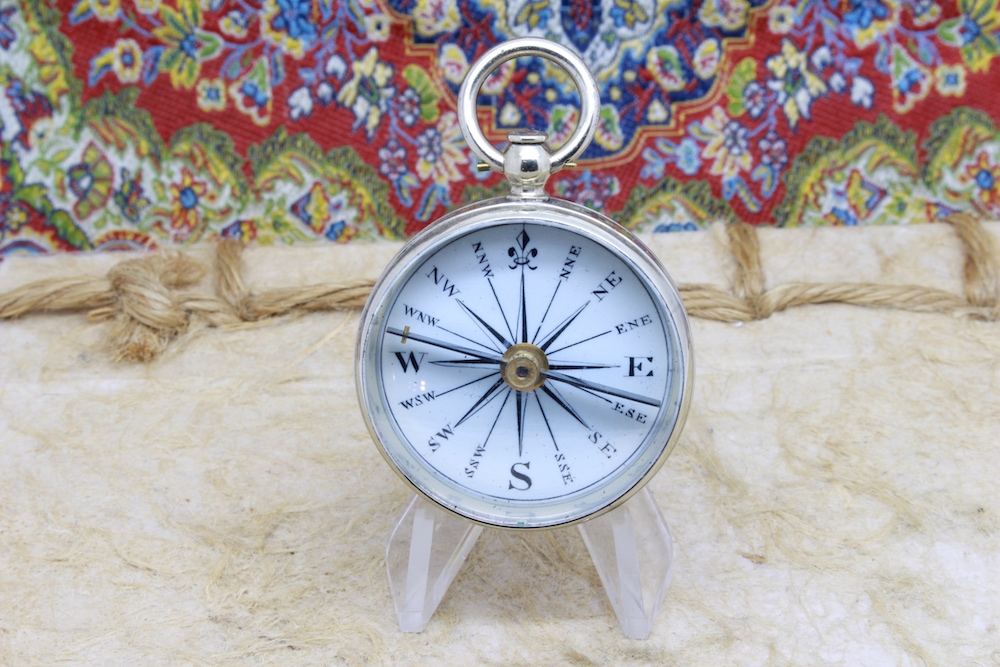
xmin=471 ymin=241 xmax=495 ymax=279
xmin=398 ymin=391 xmax=436 ymax=410
xmin=394 ymin=351 xmax=426 ymax=373
xmin=403 ymin=304 xmax=440 ymax=327
xmin=426 ymin=266 xmax=461 ymax=297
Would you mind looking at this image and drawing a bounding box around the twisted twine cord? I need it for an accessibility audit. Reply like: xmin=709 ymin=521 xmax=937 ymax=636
xmin=0 ymin=214 xmax=996 ymax=362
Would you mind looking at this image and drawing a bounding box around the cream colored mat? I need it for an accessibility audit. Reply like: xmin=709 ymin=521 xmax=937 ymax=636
xmin=1 ymin=224 xmax=997 ymax=666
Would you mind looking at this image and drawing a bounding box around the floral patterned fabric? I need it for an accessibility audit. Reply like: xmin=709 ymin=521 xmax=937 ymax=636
xmin=1 ymin=0 xmax=999 ymax=253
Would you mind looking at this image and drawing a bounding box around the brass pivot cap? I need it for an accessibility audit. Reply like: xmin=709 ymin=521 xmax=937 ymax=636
xmin=501 ymin=343 xmax=549 ymax=392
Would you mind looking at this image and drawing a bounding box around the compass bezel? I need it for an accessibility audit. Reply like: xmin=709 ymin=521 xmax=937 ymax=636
xmin=356 ymin=196 xmax=693 ymax=530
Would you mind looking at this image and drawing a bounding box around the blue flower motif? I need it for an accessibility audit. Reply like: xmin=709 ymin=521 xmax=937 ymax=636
xmin=0 ymin=7 xmax=17 ymax=50
xmin=975 ymin=167 xmax=994 ymax=190
xmin=676 ymin=138 xmax=702 ymax=176
xmin=654 ymin=222 xmax=699 ymax=232
xmin=272 ymin=0 xmax=317 ymax=41
xmin=326 ymin=221 xmax=346 ymax=241
xmin=397 ymin=88 xmax=421 ymax=127
xmin=844 ymin=0 xmax=890 ymax=30
xmin=895 ymin=67 xmax=924 ymax=95
xmin=743 ymin=81 xmax=767 ymax=119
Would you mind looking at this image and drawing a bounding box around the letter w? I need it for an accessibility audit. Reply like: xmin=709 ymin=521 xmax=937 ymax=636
xmin=394 ymin=352 xmax=426 ymax=373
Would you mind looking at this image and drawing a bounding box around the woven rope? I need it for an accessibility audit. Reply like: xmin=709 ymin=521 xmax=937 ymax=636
xmin=1 ymin=215 xmax=997 ymax=362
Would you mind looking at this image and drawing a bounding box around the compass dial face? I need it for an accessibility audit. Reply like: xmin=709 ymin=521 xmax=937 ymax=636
xmin=358 ymin=202 xmax=690 ymax=528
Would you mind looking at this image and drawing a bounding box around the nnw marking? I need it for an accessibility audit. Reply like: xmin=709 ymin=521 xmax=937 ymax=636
xmin=472 ymin=242 xmax=495 ymax=279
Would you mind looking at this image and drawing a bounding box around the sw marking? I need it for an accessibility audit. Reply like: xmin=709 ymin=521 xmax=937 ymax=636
xmin=427 ymin=423 xmax=454 ymax=452
xmin=398 ymin=390 xmax=436 ymax=410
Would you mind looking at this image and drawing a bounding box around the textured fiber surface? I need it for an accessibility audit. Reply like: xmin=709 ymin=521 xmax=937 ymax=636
xmin=1 ymin=224 xmax=999 ymax=665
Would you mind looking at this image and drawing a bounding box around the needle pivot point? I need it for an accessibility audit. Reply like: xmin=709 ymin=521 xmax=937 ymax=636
xmin=501 ymin=343 xmax=549 ymax=392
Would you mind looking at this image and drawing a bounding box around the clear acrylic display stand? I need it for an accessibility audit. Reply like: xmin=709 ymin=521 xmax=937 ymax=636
xmin=385 ymin=487 xmax=674 ymax=638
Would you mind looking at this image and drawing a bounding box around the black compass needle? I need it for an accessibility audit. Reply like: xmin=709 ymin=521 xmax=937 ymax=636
xmin=386 ymin=327 xmax=502 ymax=362
xmin=518 ymin=270 xmax=528 ymax=344
xmin=542 ymin=369 xmax=662 ymax=407
xmin=515 ymin=390 xmax=528 ymax=457
xmin=546 ymin=361 xmax=619 ymax=371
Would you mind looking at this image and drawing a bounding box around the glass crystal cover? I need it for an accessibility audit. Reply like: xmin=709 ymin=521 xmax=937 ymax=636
xmin=358 ymin=200 xmax=690 ymax=528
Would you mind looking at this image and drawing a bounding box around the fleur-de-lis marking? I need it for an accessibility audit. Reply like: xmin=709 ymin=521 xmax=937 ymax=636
xmin=508 ymin=229 xmax=538 ymax=270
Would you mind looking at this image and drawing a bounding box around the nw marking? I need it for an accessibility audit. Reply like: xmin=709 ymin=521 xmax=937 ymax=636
xmin=426 ymin=266 xmax=460 ymax=297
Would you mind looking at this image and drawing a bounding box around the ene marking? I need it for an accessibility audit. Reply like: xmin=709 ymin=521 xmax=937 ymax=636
xmin=614 ymin=314 xmax=652 ymax=335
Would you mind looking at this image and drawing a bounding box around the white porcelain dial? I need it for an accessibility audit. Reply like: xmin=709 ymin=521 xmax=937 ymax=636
xmin=357 ymin=199 xmax=692 ymax=529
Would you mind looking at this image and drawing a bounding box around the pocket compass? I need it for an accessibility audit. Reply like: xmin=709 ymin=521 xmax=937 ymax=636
xmin=356 ymin=38 xmax=692 ymax=531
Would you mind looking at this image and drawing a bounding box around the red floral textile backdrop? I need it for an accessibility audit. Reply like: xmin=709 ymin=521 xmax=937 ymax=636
xmin=1 ymin=0 xmax=999 ymax=252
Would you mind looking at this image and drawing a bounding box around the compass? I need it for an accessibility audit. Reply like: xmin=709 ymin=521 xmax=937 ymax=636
xmin=356 ymin=38 xmax=692 ymax=530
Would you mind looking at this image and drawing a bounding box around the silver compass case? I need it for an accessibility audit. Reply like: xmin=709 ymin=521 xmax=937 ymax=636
xmin=356 ymin=38 xmax=693 ymax=529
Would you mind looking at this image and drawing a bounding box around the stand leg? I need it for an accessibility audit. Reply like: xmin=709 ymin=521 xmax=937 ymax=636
xmin=578 ymin=487 xmax=674 ymax=639
xmin=385 ymin=495 xmax=483 ymax=632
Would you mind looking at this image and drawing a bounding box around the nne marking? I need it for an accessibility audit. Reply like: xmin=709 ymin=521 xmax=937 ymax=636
xmin=559 ymin=245 xmax=582 ymax=281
